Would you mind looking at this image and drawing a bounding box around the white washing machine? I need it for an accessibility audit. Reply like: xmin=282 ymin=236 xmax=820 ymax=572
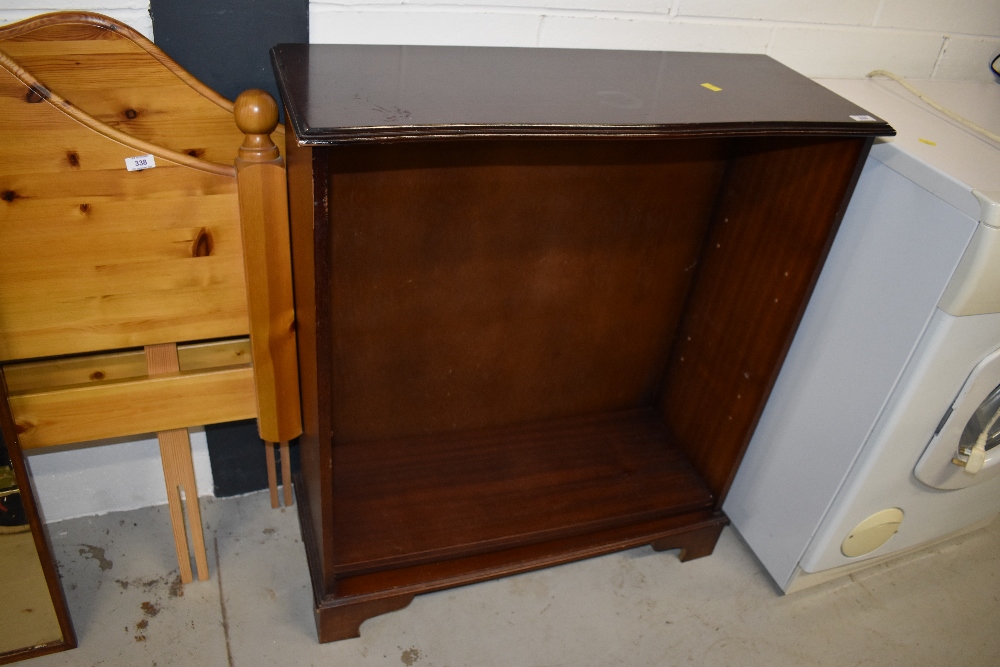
xmin=724 ymin=78 xmax=1000 ymax=592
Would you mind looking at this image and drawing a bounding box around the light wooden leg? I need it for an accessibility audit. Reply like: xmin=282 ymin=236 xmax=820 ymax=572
xmin=280 ymin=440 xmax=293 ymax=507
xmin=158 ymin=428 xmax=194 ymax=584
xmin=265 ymin=441 xmax=279 ymax=508
xmin=146 ymin=343 xmax=210 ymax=583
xmin=157 ymin=427 xmax=209 ymax=582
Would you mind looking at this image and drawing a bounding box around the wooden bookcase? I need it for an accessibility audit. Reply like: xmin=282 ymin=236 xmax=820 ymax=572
xmin=272 ymin=44 xmax=893 ymax=641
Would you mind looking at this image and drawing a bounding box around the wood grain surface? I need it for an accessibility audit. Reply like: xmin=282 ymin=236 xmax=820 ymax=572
xmin=294 ymin=466 xmax=725 ymax=642
xmin=145 ymin=343 xmax=209 ymax=584
xmin=0 ymin=65 xmax=248 ymax=362
xmin=265 ymin=442 xmax=279 ymax=508
xmin=0 ymin=11 xmax=304 ymax=593
xmin=2 ymin=338 xmax=251 ymax=393
xmin=273 ymin=44 xmax=892 ymax=144
xmin=235 ymin=154 xmax=301 ymax=444
xmin=10 ymin=365 xmax=255 ymax=449
xmin=659 ymin=136 xmax=869 ymax=500
xmin=326 ymin=138 xmax=727 ymax=444
xmin=332 ymin=409 xmax=713 ymax=575
xmin=285 ymin=124 xmax=335 ymax=588
xmin=0 ymin=48 xmax=236 ymax=178
xmin=277 ymin=44 xmax=888 ymax=641
xmin=290 ymin=135 xmax=877 ymax=639
xmin=0 ymin=13 xmax=284 ymax=164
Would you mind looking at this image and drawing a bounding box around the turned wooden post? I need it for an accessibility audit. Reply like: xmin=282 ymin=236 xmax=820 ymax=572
xmin=234 ymin=89 xmax=302 ymax=507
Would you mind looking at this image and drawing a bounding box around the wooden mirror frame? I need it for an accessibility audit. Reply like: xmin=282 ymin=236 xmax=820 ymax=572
xmin=0 ymin=369 xmax=76 ymax=664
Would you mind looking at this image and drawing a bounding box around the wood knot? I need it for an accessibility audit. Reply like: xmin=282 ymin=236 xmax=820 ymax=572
xmin=79 ymin=203 xmax=91 ymax=214
xmin=14 ymin=422 xmax=29 ymax=435
xmin=192 ymin=228 xmax=214 ymax=257
xmin=186 ymin=148 xmax=206 ymax=158
xmin=90 ymin=371 xmax=106 ymax=381
xmin=2 ymin=190 xmax=19 ymax=203
xmin=67 ymin=151 xmax=80 ymax=168
xmin=25 ymin=89 xmax=44 ymax=103
xmin=124 ymin=108 xmax=138 ymax=120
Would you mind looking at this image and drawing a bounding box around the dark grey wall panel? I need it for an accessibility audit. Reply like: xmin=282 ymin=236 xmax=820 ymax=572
xmin=205 ymin=421 xmax=299 ymax=498
xmin=150 ymin=0 xmax=306 ymax=495
xmin=150 ymin=0 xmax=307 ymax=114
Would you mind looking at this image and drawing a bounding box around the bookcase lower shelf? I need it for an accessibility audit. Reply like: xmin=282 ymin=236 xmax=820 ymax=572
xmin=297 ymin=409 xmax=726 ymax=641
xmin=296 ymin=468 xmax=727 ymax=641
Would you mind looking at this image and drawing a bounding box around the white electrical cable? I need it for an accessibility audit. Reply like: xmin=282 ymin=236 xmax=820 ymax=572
xmin=964 ymin=405 xmax=1000 ymax=474
xmin=867 ymin=69 xmax=1000 ymax=144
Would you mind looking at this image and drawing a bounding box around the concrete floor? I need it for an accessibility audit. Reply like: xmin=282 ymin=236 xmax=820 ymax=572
xmin=24 ymin=490 xmax=1000 ymax=667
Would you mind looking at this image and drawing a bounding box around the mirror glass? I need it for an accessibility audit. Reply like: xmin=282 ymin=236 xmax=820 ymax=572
xmin=0 ymin=402 xmax=65 ymax=658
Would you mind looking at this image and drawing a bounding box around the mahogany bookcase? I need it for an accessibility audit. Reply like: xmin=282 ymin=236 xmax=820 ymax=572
xmin=271 ymin=44 xmax=893 ymax=642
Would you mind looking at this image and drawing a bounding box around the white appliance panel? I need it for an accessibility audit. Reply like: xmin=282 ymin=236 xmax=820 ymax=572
xmin=723 ymin=159 xmax=977 ymax=588
xmin=801 ymin=310 xmax=1000 ymax=573
xmin=726 ymin=78 xmax=1000 ymax=592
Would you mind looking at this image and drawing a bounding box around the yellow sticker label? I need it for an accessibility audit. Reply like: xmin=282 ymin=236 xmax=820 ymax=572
xmin=919 ymin=138 xmax=937 ymax=146
xmin=701 ymin=83 xmax=722 ymax=92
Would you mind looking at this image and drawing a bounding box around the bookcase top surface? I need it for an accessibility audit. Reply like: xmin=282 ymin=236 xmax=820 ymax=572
xmin=271 ymin=44 xmax=894 ymax=145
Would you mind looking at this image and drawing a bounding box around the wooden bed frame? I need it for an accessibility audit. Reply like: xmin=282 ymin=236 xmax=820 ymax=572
xmin=0 ymin=12 xmax=300 ymax=584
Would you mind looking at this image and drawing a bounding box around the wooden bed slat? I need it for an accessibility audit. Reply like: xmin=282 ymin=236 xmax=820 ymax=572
xmin=10 ymin=365 xmax=256 ymax=449
xmin=2 ymin=337 xmax=252 ymax=393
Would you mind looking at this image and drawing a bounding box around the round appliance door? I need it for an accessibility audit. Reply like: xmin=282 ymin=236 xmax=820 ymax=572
xmin=915 ymin=346 xmax=1000 ymax=489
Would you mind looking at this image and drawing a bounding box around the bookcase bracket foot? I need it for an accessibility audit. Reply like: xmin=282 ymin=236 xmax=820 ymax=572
xmin=651 ymin=518 xmax=727 ymax=562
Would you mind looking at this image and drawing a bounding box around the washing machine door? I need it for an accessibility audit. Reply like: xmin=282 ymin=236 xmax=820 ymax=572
xmin=915 ymin=346 xmax=1000 ymax=489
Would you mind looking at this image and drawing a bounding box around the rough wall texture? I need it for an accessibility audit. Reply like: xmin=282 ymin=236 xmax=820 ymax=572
xmin=309 ymin=0 xmax=1000 ymax=81
xmin=0 ymin=1 xmax=152 ymax=37
xmin=4 ymin=3 xmax=998 ymax=82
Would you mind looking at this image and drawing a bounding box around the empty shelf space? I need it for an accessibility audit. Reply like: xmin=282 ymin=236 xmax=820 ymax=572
xmin=331 ymin=409 xmax=714 ymax=575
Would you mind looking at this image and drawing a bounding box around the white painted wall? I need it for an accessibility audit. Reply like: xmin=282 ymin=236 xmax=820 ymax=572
xmin=0 ymin=0 xmax=152 ymax=37
xmin=27 ymin=431 xmax=214 ymax=523
xmin=309 ymin=0 xmax=1000 ymax=82
xmin=10 ymin=0 xmax=999 ymax=83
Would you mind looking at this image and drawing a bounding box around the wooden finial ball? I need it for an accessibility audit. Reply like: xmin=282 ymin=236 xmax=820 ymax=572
xmin=234 ymin=89 xmax=279 ymax=136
